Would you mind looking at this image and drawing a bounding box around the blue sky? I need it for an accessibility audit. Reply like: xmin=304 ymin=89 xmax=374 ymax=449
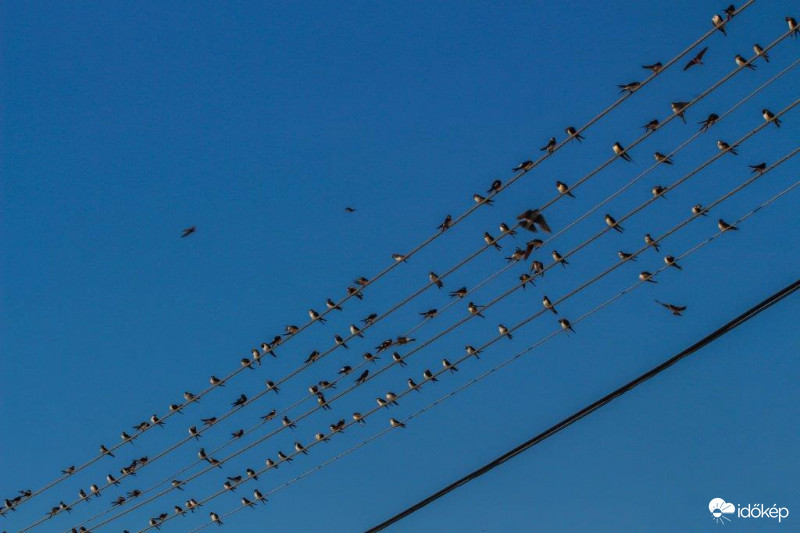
xmin=1 ymin=1 xmax=798 ymax=532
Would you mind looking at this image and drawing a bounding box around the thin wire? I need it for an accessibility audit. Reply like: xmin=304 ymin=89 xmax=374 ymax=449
xmin=81 ymin=111 xmax=797 ymax=533
xmin=45 ymin=40 xmax=795 ymax=533
xmin=125 ymin=137 xmax=799 ymax=533
xmin=184 ymin=175 xmax=800 ymax=533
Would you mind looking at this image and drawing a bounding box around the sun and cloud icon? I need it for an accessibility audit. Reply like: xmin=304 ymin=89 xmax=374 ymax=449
xmin=709 ymin=498 xmax=735 ymax=524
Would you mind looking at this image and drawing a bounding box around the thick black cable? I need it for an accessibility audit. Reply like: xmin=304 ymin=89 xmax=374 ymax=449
xmin=365 ymin=278 xmax=800 ymax=532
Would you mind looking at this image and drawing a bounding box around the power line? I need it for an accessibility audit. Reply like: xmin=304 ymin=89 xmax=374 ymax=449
xmin=365 ymin=277 xmax=800 ymax=532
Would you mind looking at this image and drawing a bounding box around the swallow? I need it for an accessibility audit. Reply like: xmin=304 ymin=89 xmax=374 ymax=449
xmin=542 ymin=296 xmax=558 ymax=315
xmin=246 ymin=469 xmax=258 ymax=481
xmin=618 ymin=81 xmax=640 ymax=94
xmin=392 ymin=351 xmax=407 ymax=367
xmin=718 ymin=218 xmax=738 ymax=231
xmin=78 ymin=488 xmax=89 ymax=502
xmin=390 ymin=418 xmax=406 ymax=428
xmin=169 ymin=404 xmax=183 ymax=414
xmin=180 ymin=226 xmax=196 ymax=238
xmin=231 ymin=394 xmax=247 ymax=408
xmin=642 ymin=62 xmax=663 ymax=73
xmin=111 ymin=496 xmax=126 ymax=507
xmin=208 ymin=376 xmax=224 ymax=387
xmin=422 ymin=370 xmax=437 ymax=383
xmin=683 ymin=47 xmax=708 ymax=70
xmin=531 ymin=259 xmax=545 ymax=276
xmin=392 ymin=253 xmax=408 ymax=263
xmin=285 ymin=324 xmax=300 ymax=334
xmin=420 ymin=308 xmax=438 ymax=319
xmin=644 ymin=234 xmax=660 ymax=252
xmin=559 ymin=318 xmax=575 ymax=335
xmin=788 ymin=16 xmax=799 ymax=37
xmin=473 ymin=193 xmax=494 ymax=206
xmin=308 ymin=309 xmax=326 ymax=324
xmin=612 ymin=142 xmax=632 ymax=162
xmin=62 ymin=465 xmax=76 ymax=475
xmin=265 ymin=458 xmax=277 ymax=469
xmin=338 ymin=365 xmax=352 ymax=375
xmin=712 ymin=14 xmax=727 ymax=36
xmin=265 ymin=380 xmax=280 ymax=394
xmin=506 ymin=247 xmax=527 ymax=262
xmin=517 ymin=209 xmax=551 ymax=233
xmin=527 ymin=239 xmax=545 ymax=254
xmin=127 ymin=489 xmax=142 ymax=499
xmin=467 ymin=301 xmax=486 ymax=318
xmin=605 ymin=214 xmax=624 ymax=232
xmin=724 ymin=4 xmax=736 ymax=19
xmin=450 ymin=286 xmax=468 ymax=299
xmin=692 ymin=204 xmax=709 ymax=217
xmin=254 ymin=489 xmax=267 ymax=504
xmin=120 ymin=431 xmax=134 ymax=444
xmin=618 ymin=250 xmax=636 ymax=261
xmin=512 ymin=160 xmax=534 ymax=172
xmin=363 ymin=351 xmax=379 ymax=363
xmin=663 ymin=255 xmax=682 ymax=270
xmin=294 ymin=442 xmax=308 ymax=455
xmin=326 ymin=298 xmax=343 ymax=311
xmin=319 ymin=379 xmax=335 ymax=389
xmin=519 ymin=273 xmax=533 ymax=289
xmin=639 ymin=271 xmax=657 ymax=283
xmin=241 ymin=357 xmax=254 ymax=369
xmin=499 ymin=222 xmax=516 ymax=236
xmin=261 ymin=409 xmax=276 ymax=422
xmin=465 ymin=345 xmax=481 ymax=358
xmin=655 ymin=300 xmax=687 ymax=316
xmin=354 ymin=369 xmax=369 ymax=385
xmin=483 ymin=232 xmax=501 ymax=250
xmin=133 ymin=421 xmax=150 ymax=432
xmin=316 ymin=432 xmax=330 ymax=442
xmin=376 ymin=397 xmax=389 ymax=408
xmin=437 ymin=214 xmax=453 ymax=232
xmin=556 ymin=180 xmax=575 ymax=198
xmin=443 ymin=358 xmax=459 ymax=372
xmin=347 ymin=286 xmax=364 ymax=300
xmin=408 ymin=378 xmax=421 ymax=392
xmin=90 ymin=484 xmax=101 ymax=496
xmin=565 ymin=126 xmax=585 ymax=142
xmin=375 ymin=339 xmax=392 ymax=352
xmin=350 ymin=324 xmax=365 ymax=337
xmin=498 ymin=324 xmax=512 ymax=339
xmin=355 ymin=276 xmax=370 ymax=287
xmin=671 ymin=101 xmax=689 ymax=123
xmin=385 ymin=392 xmax=399 ymax=406
xmin=198 ymin=448 xmax=208 ymax=460
xmin=552 ymin=250 xmax=568 ymax=268
xmin=353 ymin=412 xmax=366 ymax=425
xmin=175 ymin=505 xmax=186 ymax=515
xmin=210 ymin=512 xmax=223 ymax=526
xmin=762 ymin=109 xmax=781 ymax=127
xmin=334 ymin=335 xmax=349 ymax=349
xmin=717 ymin=140 xmax=738 ymax=155
xmin=107 ymin=474 xmax=120 ymax=486
xmin=749 ymin=162 xmax=766 ymax=174
xmin=344 ymin=207 xmax=356 ymax=213
xmin=642 ymin=118 xmax=659 ymax=132
xmin=429 ymin=271 xmax=444 ymax=288
xmin=487 ymin=179 xmax=502 ymax=194
xmin=735 ymin=54 xmax=755 ymax=70
xmin=541 ymin=137 xmax=557 ymax=153
xmin=753 ymin=43 xmax=769 ymax=62
xmin=201 ymin=416 xmax=217 ymax=427
xmin=652 ymin=185 xmax=667 ymax=198
xmin=698 ymin=113 xmax=719 ymax=133
xmin=282 ymin=416 xmax=296 ymax=429
xmin=241 ymin=497 xmax=255 ymax=509
xmin=654 ymin=152 xmax=673 ymax=165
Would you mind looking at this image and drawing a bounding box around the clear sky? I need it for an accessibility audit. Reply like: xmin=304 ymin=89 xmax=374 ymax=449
xmin=1 ymin=1 xmax=798 ymax=532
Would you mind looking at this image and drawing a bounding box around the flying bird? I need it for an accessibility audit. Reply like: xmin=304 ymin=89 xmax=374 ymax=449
xmin=180 ymin=226 xmax=196 ymax=238
xmin=344 ymin=206 xmax=356 ymax=212
xmin=517 ymin=209 xmax=551 ymax=233
xmin=683 ymin=47 xmax=708 ymax=70
xmin=655 ymin=300 xmax=687 ymax=316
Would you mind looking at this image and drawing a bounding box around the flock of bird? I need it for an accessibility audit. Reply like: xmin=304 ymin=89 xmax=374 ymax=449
xmin=3 ymin=6 xmax=798 ymax=533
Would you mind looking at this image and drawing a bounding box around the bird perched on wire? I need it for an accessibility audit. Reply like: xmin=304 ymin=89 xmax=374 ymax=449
xmin=325 ymin=298 xmax=342 ymax=311
xmin=717 ymin=140 xmax=738 ymax=155
xmin=652 ymin=185 xmax=667 ymax=198
xmin=512 ymin=160 xmax=534 ymax=172
xmin=639 ymin=271 xmax=657 ymax=283
xmin=788 ymin=16 xmax=799 ymax=37
xmin=618 ymin=250 xmax=636 ymax=262
xmin=692 ymin=204 xmax=709 ymax=217
xmin=354 ymin=369 xmax=369 ymax=385
xmin=664 ymin=256 xmax=682 ymax=270
xmin=655 ymin=301 xmax=687 ymax=316
xmin=556 ymin=180 xmax=575 ymax=198
xmin=749 ymin=162 xmax=766 ymax=174
xmin=605 ymin=214 xmax=624 ymax=233
xmin=429 ymin=271 xmax=443 ymax=288
xmin=641 ymin=62 xmax=663 ymax=73
xmin=654 ymin=152 xmax=673 ymax=165
xmin=735 ymin=54 xmax=755 ymax=70
xmin=483 ymin=232 xmax=501 ymax=250
xmin=698 ymin=113 xmax=719 ymax=133
xmin=393 ymin=351 xmax=407 ymax=367
xmin=565 ymin=126 xmax=585 ymax=142
xmin=559 ymin=318 xmax=575 ymax=335
xmin=498 ymin=324 xmax=512 ymax=339
xmin=308 ymin=309 xmax=326 ymax=324
xmin=671 ymin=101 xmax=689 ymax=123
xmin=753 ymin=43 xmax=769 ymax=62
xmin=618 ymin=81 xmax=640 ymax=94
xmin=644 ymin=234 xmax=660 ymax=252
xmin=473 ymin=193 xmax=494 ymax=206
xmin=499 ymin=222 xmax=516 ymax=236
xmin=390 ymin=418 xmax=406 ymax=428
xmin=552 ymin=250 xmax=569 ymax=268
xmin=487 ymin=179 xmax=502 ymax=194
xmin=762 ymin=109 xmax=781 ymax=127
xmin=180 ymin=226 xmax=196 ymax=238
xmin=712 ymin=13 xmax=727 ymax=36
xmin=467 ymin=302 xmax=486 ymax=318
xmin=683 ymin=47 xmax=708 ymax=70
xmin=542 ymin=296 xmax=558 ymax=314
xmin=231 ymin=394 xmax=247 ymax=408
xmin=517 ymin=209 xmax=551 ymax=233
xmin=642 ymin=118 xmax=659 ymax=132
xmin=443 ymin=359 xmax=459 ymax=373
xmin=724 ymin=4 xmax=736 ymax=20
xmin=419 ymin=308 xmax=437 ymax=319
xmin=436 ymin=214 xmax=452 ymax=233
xmin=541 ymin=137 xmax=556 ymax=153
xmin=613 ymin=142 xmax=632 ymax=162
xmin=449 ymin=286 xmax=467 ymax=299
xmin=718 ymin=218 xmax=738 ymax=231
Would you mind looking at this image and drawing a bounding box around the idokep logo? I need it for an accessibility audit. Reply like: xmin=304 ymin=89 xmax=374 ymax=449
xmin=709 ymin=498 xmax=790 ymax=525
